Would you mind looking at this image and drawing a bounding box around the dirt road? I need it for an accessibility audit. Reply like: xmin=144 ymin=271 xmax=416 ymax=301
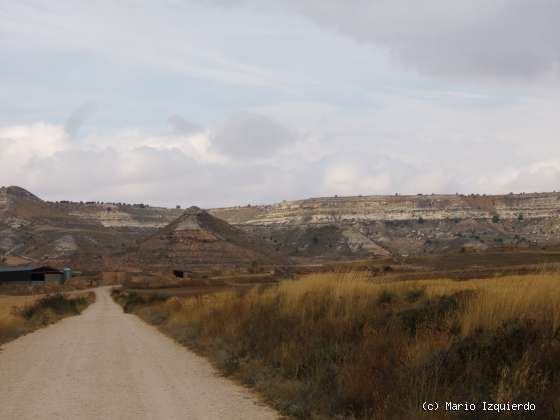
xmin=0 ymin=287 xmax=278 ymax=420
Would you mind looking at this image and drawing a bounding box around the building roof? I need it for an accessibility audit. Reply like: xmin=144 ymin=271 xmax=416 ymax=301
xmin=0 ymin=266 xmax=63 ymax=274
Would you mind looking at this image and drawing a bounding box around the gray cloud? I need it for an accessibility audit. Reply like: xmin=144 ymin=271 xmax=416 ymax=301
xmin=3 ymin=113 xmax=560 ymax=208
xmin=204 ymin=0 xmax=560 ymax=81
xmin=210 ymin=112 xmax=296 ymax=159
xmin=65 ymin=102 xmax=97 ymax=139
xmin=168 ymin=115 xmax=203 ymax=135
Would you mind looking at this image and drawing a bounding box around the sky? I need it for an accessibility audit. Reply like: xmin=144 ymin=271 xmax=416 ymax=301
xmin=1 ymin=0 xmax=560 ymax=208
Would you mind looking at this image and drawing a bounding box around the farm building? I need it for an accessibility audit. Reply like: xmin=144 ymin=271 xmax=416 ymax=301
xmin=0 ymin=266 xmax=66 ymax=284
xmin=173 ymin=269 xmax=193 ymax=279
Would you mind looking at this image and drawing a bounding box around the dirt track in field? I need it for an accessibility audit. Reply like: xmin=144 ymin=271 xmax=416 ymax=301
xmin=0 ymin=287 xmax=278 ymax=420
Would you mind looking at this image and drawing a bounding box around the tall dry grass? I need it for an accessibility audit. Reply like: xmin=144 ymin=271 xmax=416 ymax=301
xmin=114 ymin=272 xmax=560 ymax=419
xmin=0 ymin=295 xmax=37 ymax=343
xmin=0 ymin=292 xmax=95 ymax=345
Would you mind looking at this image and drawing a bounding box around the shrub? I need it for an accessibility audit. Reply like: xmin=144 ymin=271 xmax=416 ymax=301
xmin=405 ymin=287 xmax=426 ymax=302
xmin=376 ymin=289 xmax=397 ymax=304
xmin=18 ymin=294 xmax=88 ymax=321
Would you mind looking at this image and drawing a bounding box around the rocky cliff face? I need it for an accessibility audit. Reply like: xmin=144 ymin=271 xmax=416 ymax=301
xmin=41 ymin=191 xmax=560 ymax=258
xmin=57 ymin=202 xmax=183 ymax=228
xmin=209 ymin=193 xmax=560 ymax=257
xmin=210 ymin=193 xmax=560 ymax=225
xmin=52 ymin=192 xmax=560 ymax=228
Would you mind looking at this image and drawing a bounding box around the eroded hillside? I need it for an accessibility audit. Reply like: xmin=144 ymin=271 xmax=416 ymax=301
xmin=133 ymin=206 xmax=282 ymax=269
xmin=51 ymin=191 xmax=560 ymax=258
xmin=3 ymin=187 xmax=560 ymax=265
xmin=0 ymin=186 xmax=135 ymax=270
xmin=210 ymin=193 xmax=560 ymax=224
xmin=209 ymin=193 xmax=560 ymax=257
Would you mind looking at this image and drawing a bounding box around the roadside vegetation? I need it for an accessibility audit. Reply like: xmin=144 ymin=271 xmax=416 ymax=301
xmin=113 ymin=272 xmax=560 ymax=419
xmin=0 ymin=277 xmax=97 ymax=296
xmin=0 ymin=292 xmax=95 ymax=345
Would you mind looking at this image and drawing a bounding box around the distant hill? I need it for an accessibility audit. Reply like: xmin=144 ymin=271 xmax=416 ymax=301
xmin=54 ymin=199 xmax=183 ymax=228
xmin=3 ymin=186 xmax=560 ymax=265
xmin=209 ymin=193 xmax=560 ymax=225
xmin=135 ymin=206 xmax=281 ymax=269
xmin=0 ymin=187 xmax=281 ymax=271
xmin=0 ymin=186 xmax=132 ymax=270
xmin=209 ymin=193 xmax=560 ymax=257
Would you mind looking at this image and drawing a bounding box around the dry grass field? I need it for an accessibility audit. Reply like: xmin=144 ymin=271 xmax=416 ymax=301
xmin=0 ymin=295 xmax=37 ymax=342
xmin=114 ymin=270 xmax=560 ymax=419
xmin=0 ymin=292 xmax=94 ymax=345
xmin=0 ymin=295 xmax=38 ymax=320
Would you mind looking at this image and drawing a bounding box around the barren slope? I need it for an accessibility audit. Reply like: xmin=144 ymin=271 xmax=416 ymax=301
xmin=136 ymin=206 xmax=281 ymax=268
xmin=5 ymin=186 xmax=560 ymax=261
xmin=0 ymin=186 xmax=132 ymax=270
xmin=211 ymin=193 xmax=560 ymax=257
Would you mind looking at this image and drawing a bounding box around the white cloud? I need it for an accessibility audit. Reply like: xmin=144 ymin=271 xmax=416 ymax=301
xmin=1 ymin=100 xmax=560 ymax=208
xmin=0 ymin=119 xmax=306 ymax=206
xmin=0 ymin=123 xmax=68 ymax=160
xmin=0 ymin=124 xmax=70 ymax=188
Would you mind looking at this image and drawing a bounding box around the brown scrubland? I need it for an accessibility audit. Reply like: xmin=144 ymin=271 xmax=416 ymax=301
xmin=113 ymin=270 xmax=560 ymax=419
xmin=0 ymin=292 xmax=95 ymax=345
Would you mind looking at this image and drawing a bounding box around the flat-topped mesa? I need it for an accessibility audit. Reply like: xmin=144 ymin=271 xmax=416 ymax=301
xmin=49 ymin=190 xmax=560 ymax=231
xmin=64 ymin=202 xmax=183 ymax=228
xmin=210 ymin=192 xmax=560 ymax=226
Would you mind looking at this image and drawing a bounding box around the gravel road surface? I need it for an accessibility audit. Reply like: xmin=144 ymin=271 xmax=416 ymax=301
xmin=0 ymin=287 xmax=278 ymax=420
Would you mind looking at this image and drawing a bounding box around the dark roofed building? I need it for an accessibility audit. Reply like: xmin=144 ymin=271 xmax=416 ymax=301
xmin=0 ymin=266 xmax=65 ymax=284
xmin=173 ymin=269 xmax=193 ymax=279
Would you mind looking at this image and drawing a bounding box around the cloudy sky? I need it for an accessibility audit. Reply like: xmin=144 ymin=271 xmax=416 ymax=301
xmin=1 ymin=1 xmax=560 ymax=207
